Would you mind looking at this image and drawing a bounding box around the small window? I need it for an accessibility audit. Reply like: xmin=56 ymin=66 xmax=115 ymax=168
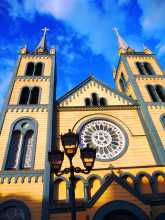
xmin=85 ymin=98 xmax=91 ymax=106
xmin=144 ymin=62 xmax=155 ymax=75
xmin=92 ymin=93 xmax=98 ymax=106
xmin=25 ymin=62 xmax=34 ymax=76
xmin=19 ymin=87 xmax=30 ymax=105
xmin=29 ymin=87 xmax=40 ymax=104
xmin=156 ymin=85 xmax=165 ymax=102
xmin=147 ymin=85 xmax=159 ymax=102
xmin=35 ymin=62 xmax=43 ymax=76
xmin=100 ymin=97 xmax=107 ymax=106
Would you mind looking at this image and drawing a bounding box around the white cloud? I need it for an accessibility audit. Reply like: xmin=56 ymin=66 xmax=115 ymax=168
xmin=138 ymin=0 xmax=165 ymax=34
xmin=137 ymin=0 xmax=165 ymax=57
xmin=6 ymin=0 xmax=129 ymax=64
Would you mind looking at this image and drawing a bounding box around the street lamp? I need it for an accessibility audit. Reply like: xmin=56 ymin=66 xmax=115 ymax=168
xmin=48 ymin=129 xmax=96 ymax=220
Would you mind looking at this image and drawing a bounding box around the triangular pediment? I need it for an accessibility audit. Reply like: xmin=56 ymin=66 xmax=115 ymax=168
xmin=58 ymin=76 xmax=135 ymax=107
xmin=88 ymin=174 xmax=148 ymax=208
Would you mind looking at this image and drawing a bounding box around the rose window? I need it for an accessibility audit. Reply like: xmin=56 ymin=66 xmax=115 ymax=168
xmin=79 ymin=120 xmax=127 ymax=161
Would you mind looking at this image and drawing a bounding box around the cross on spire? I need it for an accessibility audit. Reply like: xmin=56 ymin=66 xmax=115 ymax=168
xmin=42 ymin=27 xmax=49 ymax=35
xmin=35 ymin=27 xmax=49 ymax=53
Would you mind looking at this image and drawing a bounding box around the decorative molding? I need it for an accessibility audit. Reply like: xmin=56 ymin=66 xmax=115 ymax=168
xmin=15 ymin=76 xmax=50 ymax=82
xmin=57 ymin=105 xmax=139 ymax=112
xmin=22 ymin=54 xmax=53 ymax=59
xmin=7 ymin=104 xmax=48 ymax=112
xmin=0 ymin=170 xmax=44 ymax=184
xmin=135 ymin=75 xmax=165 ymax=80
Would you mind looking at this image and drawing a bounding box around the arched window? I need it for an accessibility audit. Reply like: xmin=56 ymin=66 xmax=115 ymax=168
xmin=34 ymin=62 xmax=43 ymax=76
xmin=0 ymin=200 xmax=31 ymax=220
xmin=19 ymin=87 xmax=40 ymax=105
xmin=29 ymin=87 xmax=40 ymax=104
xmin=136 ymin=62 xmax=146 ymax=75
xmin=119 ymin=73 xmax=127 ymax=92
xmin=19 ymin=87 xmax=30 ymax=105
xmin=85 ymin=98 xmax=91 ymax=106
xmin=5 ymin=119 xmax=37 ymax=170
xmin=161 ymin=115 xmax=165 ymax=129
xmin=144 ymin=62 xmax=155 ymax=75
xmin=92 ymin=93 xmax=98 ymax=106
xmin=138 ymin=175 xmax=152 ymax=194
xmin=20 ymin=130 xmax=34 ymax=169
xmin=100 ymin=97 xmax=107 ymax=106
xmin=75 ymin=178 xmax=84 ymax=200
xmin=54 ymin=179 xmax=67 ymax=201
xmin=25 ymin=62 xmax=34 ymax=76
xmin=88 ymin=177 xmax=101 ymax=198
xmin=156 ymin=85 xmax=165 ymax=102
xmin=147 ymin=85 xmax=159 ymax=102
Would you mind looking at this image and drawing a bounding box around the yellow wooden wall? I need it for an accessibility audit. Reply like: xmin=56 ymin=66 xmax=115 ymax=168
xmin=57 ymin=108 xmax=156 ymax=169
xmin=0 ymin=177 xmax=43 ymax=220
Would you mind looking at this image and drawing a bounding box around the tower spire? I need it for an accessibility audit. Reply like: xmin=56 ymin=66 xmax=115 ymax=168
xmin=113 ymin=27 xmax=128 ymax=51
xmin=35 ymin=27 xmax=49 ymax=53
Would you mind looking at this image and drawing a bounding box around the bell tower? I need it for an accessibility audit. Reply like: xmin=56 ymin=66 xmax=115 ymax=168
xmin=0 ymin=28 xmax=56 ymax=219
xmin=113 ymin=28 xmax=165 ymax=164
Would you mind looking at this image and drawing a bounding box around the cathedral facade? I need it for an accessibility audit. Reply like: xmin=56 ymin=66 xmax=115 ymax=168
xmin=0 ymin=28 xmax=165 ymax=220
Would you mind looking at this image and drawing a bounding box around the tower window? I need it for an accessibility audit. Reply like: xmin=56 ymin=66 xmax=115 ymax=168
xmin=119 ymin=72 xmax=127 ymax=92
xmin=92 ymin=93 xmax=99 ymax=106
xmin=19 ymin=87 xmax=30 ymax=105
xmin=147 ymin=85 xmax=159 ymax=102
xmin=156 ymin=85 xmax=165 ymax=102
xmin=5 ymin=119 xmax=36 ymax=170
xmin=100 ymin=97 xmax=107 ymax=106
xmin=29 ymin=87 xmax=40 ymax=104
xmin=136 ymin=62 xmax=146 ymax=75
xmin=25 ymin=62 xmax=34 ymax=76
xmin=25 ymin=62 xmax=44 ymax=76
xmin=19 ymin=87 xmax=41 ymax=105
xmin=161 ymin=115 xmax=165 ymax=129
xmin=34 ymin=62 xmax=43 ymax=76
xmin=136 ymin=62 xmax=155 ymax=76
xmin=144 ymin=62 xmax=155 ymax=75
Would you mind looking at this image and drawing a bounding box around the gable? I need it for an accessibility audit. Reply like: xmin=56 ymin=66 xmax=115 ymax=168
xmin=90 ymin=179 xmax=150 ymax=216
xmin=58 ymin=77 xmax=135 ymax=107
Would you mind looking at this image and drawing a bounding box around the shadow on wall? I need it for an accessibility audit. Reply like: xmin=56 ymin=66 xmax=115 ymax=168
xmin=0 ymin=193 xmax=42 ymax=220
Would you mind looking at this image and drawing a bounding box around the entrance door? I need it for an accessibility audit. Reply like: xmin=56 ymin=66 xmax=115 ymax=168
xmin=103 ymin=210 xmax=139 ymax=220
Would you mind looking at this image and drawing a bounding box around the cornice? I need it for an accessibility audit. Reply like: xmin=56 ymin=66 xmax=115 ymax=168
xmin=0 ymin=170 xmax=44 ymax=184
xmin=147 ymin=102 xmax=165 ymax=109
xmin=7 ymin=104 xmax=48 ymax=112
xmin=15 ymin=76 xmax=50 ymax=82
xmin=135 ymin=75 xmax=165 ymax=80
xmin=57 ymin=105 xmax=139 ymax=112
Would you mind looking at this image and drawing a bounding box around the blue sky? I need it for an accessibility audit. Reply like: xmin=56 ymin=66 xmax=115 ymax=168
xmin=0 ymin=0 xmax=165 ymax=110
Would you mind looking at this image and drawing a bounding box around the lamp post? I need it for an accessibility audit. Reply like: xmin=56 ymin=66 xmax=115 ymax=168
xmin=48 ymin=129 xmax=96 ymax=220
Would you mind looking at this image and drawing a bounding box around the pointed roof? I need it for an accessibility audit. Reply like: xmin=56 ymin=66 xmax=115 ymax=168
xmin=113 ymin=27 xmax=129 ymax=50
xmin=35 ymin=27 xmax=49 ymax=53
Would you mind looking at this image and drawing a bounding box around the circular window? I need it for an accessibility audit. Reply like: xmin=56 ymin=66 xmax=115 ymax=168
xmin=79 ymin=119 xmax=127 ymax=161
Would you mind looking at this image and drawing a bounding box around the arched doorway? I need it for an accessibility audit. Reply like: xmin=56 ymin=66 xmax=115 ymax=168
xmin=103 ymin=209 xmax=138 ymax=220
xmin=92 ymin=200 xmax=149 ymax=220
